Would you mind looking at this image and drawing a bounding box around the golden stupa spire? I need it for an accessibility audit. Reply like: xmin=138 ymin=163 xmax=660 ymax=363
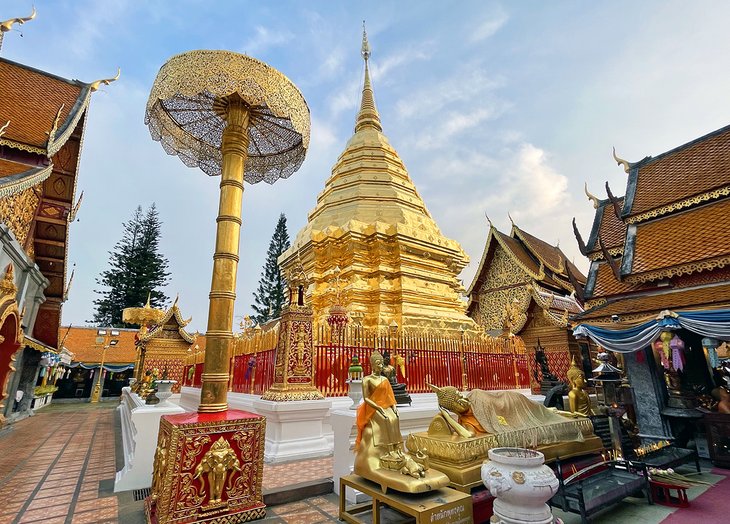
xmin=355 ymin=21 xmax=382 ymax=133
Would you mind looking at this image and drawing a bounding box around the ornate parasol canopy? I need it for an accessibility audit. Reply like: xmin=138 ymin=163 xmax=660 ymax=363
xmin=145 ymin=50 xmax=310 ymax=184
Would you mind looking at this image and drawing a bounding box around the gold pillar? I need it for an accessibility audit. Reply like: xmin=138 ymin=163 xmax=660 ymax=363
xmin=199 ymin=95 xmax=250 ymax=413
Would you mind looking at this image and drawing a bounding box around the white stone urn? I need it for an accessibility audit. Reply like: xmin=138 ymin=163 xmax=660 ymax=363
xmin=348 ymin=379 xmax=363 ymax=410
xmin=155 ymin=380 xmax=177 ymax=407
xmin=481 ymin=447 xmax=559 ymax=524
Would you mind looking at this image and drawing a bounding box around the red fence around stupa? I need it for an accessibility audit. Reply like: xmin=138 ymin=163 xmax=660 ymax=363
xmin=183 ymin=323 xmax=539 ymax=396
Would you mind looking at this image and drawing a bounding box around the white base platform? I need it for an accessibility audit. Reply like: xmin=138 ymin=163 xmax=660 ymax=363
xmin=114 ymin=387 xmax=185 ymax=493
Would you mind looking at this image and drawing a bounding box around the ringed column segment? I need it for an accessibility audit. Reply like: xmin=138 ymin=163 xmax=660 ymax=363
xmin=199 ymin=95 xmax=250 ymax=413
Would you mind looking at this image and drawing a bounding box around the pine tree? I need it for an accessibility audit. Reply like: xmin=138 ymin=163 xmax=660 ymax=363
xmin=92 ymin=204 xmax=171 ymax=327
xmin=251 ymin=214 xmax=290 ymax=324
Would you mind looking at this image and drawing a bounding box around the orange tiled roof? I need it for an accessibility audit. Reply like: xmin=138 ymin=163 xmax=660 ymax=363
xmin=629 ymin=125 xmax=730 ymax=216
xmin=513 ymin=226 xmax=586 ymax=282
xmin=586 ymin=199 xmax=626 ymax=256
xmin=0 ymin=158 xmax=33 ymax=178
xmin=0 ymin=58 xmax=87 ymax=152
xmin=589 ymin=259 xmax=641 ymax=298
xmin=578 ymin=282 xmax=730 ymax=321
xmin=629 ymin=198 xmax=730 ymax=278
xmin=60 ymin=326 xmax=138 ymax=364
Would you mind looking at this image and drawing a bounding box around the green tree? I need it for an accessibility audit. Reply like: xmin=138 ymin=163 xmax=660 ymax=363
xmin=251 ymin=214 xmax=290 ymax=324
xmin=92 ymin=204 xmax=171 ymax=327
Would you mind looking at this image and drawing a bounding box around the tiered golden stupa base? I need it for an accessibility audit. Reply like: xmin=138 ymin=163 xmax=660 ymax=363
xmin=406 ymin=430 xmax=604 ymax=493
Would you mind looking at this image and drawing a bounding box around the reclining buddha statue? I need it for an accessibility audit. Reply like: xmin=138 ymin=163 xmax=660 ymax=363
xmin=406 ymin=385 xmax=603 ymax=491
xmin=354 ymin=351 xmax=449 ymax=494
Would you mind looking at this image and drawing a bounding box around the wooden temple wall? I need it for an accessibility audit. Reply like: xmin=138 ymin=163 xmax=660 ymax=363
xmin=518 ymin=304 xmax=581 ymax=393
xmin=183 ymin=323 xmax=532 ymax=396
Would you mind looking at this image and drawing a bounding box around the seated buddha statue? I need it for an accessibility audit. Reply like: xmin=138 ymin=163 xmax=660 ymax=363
xmin=566 ymin=357 xmax=593 ymax=416
xmin=354 ymin=351 xmax=449 ymax=494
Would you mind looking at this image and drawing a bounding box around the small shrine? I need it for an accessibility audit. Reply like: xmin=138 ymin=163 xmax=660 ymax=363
xmin=125 ymin=297 xmax=195 ymax=394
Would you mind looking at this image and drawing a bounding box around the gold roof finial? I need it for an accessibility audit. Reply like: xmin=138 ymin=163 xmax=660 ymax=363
xmin=612 ymin=146 xmax=630 ymax=174
xmin=355 ymin=22 xmax=382 ymax=133
xmin=0 ymin=120 xmax=9 ymax=138
xmin=584 ymin=182 xmax=600 ymax=209
xmin=89 ymin=68 xmax=121 ymax=92
xmin=508 ymin=211 xmax=515 ymax=226
xmin=484 ymin=211 xmax=493 ymax=228
xmin=0 ymin=6 xmax=36 ymax=52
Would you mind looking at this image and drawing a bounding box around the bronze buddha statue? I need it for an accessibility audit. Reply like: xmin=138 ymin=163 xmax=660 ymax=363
xmin=566 ymin=357 xmax=593 ymax=416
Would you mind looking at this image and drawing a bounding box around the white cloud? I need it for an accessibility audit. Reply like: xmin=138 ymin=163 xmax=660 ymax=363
xmin=241 ymin=26 xmax=294 ymax=55
xmin=470 ymin=9 xmax=509 ymax=43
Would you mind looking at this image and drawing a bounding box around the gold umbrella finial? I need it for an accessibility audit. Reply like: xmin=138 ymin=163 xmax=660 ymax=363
xmin=89 ymin=68 xmax=121 ymax=92
xmin=361 ymin=20 xmax=371 ymax=61
xmin=584 ymin=182 xmax=600 ymax=209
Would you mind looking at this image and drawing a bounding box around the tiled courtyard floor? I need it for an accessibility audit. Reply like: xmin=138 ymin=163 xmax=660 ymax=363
xmin=0 ymin=402 xmax=339 ymax=524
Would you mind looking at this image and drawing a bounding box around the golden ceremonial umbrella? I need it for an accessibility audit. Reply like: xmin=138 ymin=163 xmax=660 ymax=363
xmin=145 ymin=50 xmax=310 ymax=412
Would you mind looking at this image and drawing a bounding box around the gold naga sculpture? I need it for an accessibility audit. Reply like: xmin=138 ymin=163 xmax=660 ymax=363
xmin=566 ymin=357 xmax=593 ymax=416
xmin=354 ymin=351 xmax=449 ymax=493
xmin=406 ymin=385 xmax=603 ymax=491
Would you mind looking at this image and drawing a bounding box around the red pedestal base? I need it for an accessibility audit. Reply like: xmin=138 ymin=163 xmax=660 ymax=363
xmin=145 ymin=409 xmax=267 ymax=524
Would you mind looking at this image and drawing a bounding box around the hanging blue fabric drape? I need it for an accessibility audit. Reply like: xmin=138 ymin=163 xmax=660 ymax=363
xmin=573 ymin=308 xmax=730 ymax=353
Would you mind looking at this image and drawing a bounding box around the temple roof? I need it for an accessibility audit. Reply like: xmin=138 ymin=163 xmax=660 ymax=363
xmin=622 ymin=198 xmax=730 ymax=283
xmin=0 ymin=58 xmax=92 ymax=156
xmin=585 ymin=197 xmax=627 ymax=259
xmin=467 ymin=224 xmax=581 ymax=297
xmin=0 ymin=158 xmax=52 ymax=198
xmin=512 ymin=225 xmax=585 ymax=283
xmin=577 ymin=281 xmax=730 ymax=322
xmin=584 ymin=258 xmax=642 ymax=299
xmin=624 ymin=123 xmax=730 ymax=221
xmin=60 ymin=326 xmax=138 ymax=364
xmin=138 ymin=299 xmax=195 ymax=344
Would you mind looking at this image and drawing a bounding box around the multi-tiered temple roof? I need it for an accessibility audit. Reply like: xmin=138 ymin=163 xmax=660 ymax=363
xmin=0 ymin=50 xmax=114 ymax=348
xmin=280 ymin=30 xmax=475 ymax=332
xmin=575 ymin=124 xmax=730 ymax=323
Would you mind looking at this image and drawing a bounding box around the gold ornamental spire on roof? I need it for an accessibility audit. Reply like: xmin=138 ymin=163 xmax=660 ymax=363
xmin=355 ymin=22 xmax=382 ymax=133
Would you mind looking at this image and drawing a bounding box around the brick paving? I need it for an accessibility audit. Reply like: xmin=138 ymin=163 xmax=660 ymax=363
xmin=0 ymin=402 xmax=340 ymax=524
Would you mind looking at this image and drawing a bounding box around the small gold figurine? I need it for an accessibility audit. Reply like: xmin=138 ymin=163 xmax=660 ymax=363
xmin=150 ymin=435 xmax=168 ymax=501
xmin=566 ymin=357 xmax=593 ymax=416
xmin=194 ymin=436 xmax=242 ymax=504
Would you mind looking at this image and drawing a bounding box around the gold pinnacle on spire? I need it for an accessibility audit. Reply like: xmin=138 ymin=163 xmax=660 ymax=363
xmin=355 ymin=22 xmax=382 ymax=133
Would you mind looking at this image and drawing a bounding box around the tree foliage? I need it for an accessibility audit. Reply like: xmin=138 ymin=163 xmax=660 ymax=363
xmin=251 ymin=214 xmax=290 ymax=324
xmin=92 ymin=204 xmax=171 ymax=327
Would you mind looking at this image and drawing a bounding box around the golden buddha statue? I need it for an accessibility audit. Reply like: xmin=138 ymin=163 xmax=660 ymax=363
xmin=566 ymin=357 xmax=593 ymax=416
xmin=354 ymin=351 xmax=449 ymax=493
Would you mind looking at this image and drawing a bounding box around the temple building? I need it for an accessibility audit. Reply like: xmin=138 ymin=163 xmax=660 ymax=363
xmin=572 ymin=123 xmax=730 ymax=453
xmin=0 ymin=14 xmax=115 ymax=423
xmin=466 ymin=220 xmax=587 ymax=388
xmin=55 ymin=327 xmax=137 ymax=401
xmin=280 ymin=30 xmax=476 ymax=334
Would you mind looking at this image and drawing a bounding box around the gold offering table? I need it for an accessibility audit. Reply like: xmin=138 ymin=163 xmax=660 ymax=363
xmin=339 ymin=474 xmax=472 ymax=524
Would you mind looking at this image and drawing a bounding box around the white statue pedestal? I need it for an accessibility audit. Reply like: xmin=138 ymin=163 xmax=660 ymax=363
xmin=114 ymin=387 xmax=185 ymax=492
xmin=252 ymin=398 xmax=332 ymax=463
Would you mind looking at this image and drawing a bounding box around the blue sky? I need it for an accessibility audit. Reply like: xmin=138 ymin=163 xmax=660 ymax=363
xmin=4 ymin=0 xmax=730 ymax=333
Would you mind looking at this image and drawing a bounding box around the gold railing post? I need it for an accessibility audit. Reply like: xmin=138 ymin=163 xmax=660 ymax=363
xmin=199 ymin=95 xmax=250 ymax=413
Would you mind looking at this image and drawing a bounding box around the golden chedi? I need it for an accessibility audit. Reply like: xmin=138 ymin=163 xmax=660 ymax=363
xmin=354 ymin=351 xmax=449 ymax=493
xmin=566 ymin=357 xmax=593 ymax=416
xmin=279 ymin=27 xmax=477 ymax=334
xmin=407 ymin=387 xmax=603 ymax=491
